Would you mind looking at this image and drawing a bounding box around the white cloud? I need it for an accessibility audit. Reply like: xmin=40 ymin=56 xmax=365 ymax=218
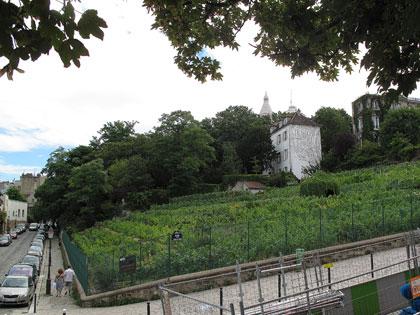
xmin=0 ymin=0 xmax=419 ymax=153
xmin=0 ymin=162 xmax=41 ymax=176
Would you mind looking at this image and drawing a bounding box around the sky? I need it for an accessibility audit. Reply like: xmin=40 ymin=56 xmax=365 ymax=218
xmin=0 ymin=0 xmax=419 ymax=181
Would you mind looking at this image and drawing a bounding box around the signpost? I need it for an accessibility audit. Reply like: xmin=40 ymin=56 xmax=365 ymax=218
xmin=171 ymin=231 xmax=183 ymax=241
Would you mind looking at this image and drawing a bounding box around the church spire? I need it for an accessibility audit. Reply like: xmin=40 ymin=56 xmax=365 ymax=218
xmin=259 ymin=91 xmax=273 ymax=119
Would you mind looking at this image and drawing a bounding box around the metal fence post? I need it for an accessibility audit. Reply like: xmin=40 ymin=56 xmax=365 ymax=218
xmin=209 ymin=226 xmax=212 ymax=269
xmin=382 ymin=203 xmax=385 ymax=235
xmin=168 ymin=235 xmax=171 ymax=277
xmin=370 ymin=252 xmax=374 ymax=278
xmin=284 ymin=210 xmax=288 ymax=251
xmin=230 ymin=303 xmax=235 ymax=315
xmin=319 ymin=207 xmax=322 ymax=247
xmin=411 ymin=194 xmax=413 ymax=229
xmin=147 ymin=301 xmax=151 ymax=315
xmin=220 ymin=287 xmax=223 ymax=315
xmin=351 ymin=203 xmax=355 ymax=241
xmin=247 ymin=220 xmax=250 ymax=262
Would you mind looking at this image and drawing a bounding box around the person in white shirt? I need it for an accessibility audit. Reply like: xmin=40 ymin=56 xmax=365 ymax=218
xmin=63 ymin=265 xmax=75 ymax=295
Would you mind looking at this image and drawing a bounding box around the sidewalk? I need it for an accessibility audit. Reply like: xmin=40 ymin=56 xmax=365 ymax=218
xmin=30 ymin=237 xmax=81 ymax=314
xmin=31 ymin=237 xmax=162 ymax=315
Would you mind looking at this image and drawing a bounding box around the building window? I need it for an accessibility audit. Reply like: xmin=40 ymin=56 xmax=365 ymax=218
xmin=372 ymin=115 xmax=380 ymax=129
xmin=18 ymin=209 xmax=21 ymax=217
xmin=284 ymin=149 xmax=288 ymax=161
xmin=277 ymin=134 xmax=281 ymax=144
xmin=358 ymin=117 xmax=363 ymax=131
xmin=283 ymin=131 xmax=287 ymax=141
xmin=22 ymin=210 xmax=24 ymax=217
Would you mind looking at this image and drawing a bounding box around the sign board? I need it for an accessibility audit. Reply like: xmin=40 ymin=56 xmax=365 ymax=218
xmin=119 ymin=255 xmax=136 ymax=273
xmin=410 ymin=276 xmax=420 ymax=298
xmin=171 ymin=231 xmax=183 ymax=241
xmin=48 ymin=227 xmax=54 ymax=239
xmin=323 ymin=263 xmax=334 ymax=269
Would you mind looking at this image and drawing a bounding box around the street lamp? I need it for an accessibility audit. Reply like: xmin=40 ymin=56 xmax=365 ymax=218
xmin=46 ymin=226 xmax=54 ymax=295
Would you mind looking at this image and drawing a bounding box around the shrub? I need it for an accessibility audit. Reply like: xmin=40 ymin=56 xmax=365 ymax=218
xmin=300 ymin=175 xmax=339 ymax=197
xmin=266 ymin=173 xmax=287 ymax=188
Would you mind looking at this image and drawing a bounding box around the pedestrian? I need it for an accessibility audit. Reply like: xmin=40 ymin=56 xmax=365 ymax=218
xmin=63 ymin=265 xmax=75 ymax=296
xmin=400 ymin=283 xmax=420 ymax=314
xmin=54 ymin=268 xmax=64 ymax=297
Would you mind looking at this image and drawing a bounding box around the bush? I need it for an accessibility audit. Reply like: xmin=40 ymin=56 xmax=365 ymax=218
xmin=300 ymin=175 xmax=340 ymax=197
xmin=267 ymin=173 xmax=287 ymax=188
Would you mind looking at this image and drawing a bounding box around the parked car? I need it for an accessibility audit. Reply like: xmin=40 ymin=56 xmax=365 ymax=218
xmin=21 ymin=256 xmax=40 ymax=275
xmin=27 ymin=247 xmax=43 ymax=259
xmin=0 ymin=275 xmax=35 ymax=306
xmin=9 ymin=229 xmax=18 ymax=239
xmin=28 ymin=223 xmax=38 ymax=231
xmin=0 ymin=235 xmax=12 ymax=246
xmin=16 ymin=224 xmax=26 ymax=232
xmin=31 ymin=241 xmax=43 ymax=250
xmin=34 ymin=235 xmax=45 ymax=242
xmin=6 ymin=264 xmax=37 ymax=283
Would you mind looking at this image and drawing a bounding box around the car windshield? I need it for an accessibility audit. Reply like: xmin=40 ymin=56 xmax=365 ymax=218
xmin=9 ymin=267 xmax=32 ymax=277
xmin=2 ymin=277 xmax=28 ymax=288
xmin=30 ymin=246 xmax=41 ymax=251
xmin=0 ymin=236 xmax=8 ymax=241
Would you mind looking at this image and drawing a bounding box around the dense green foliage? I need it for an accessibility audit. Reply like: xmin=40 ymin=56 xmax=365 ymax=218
xmin=70 ymin=162 xmax=420 ymax=292
xmin=300 ymin=174 xmax=339 ymax=197
xmin=0 ymin=0 xmax=107 ymax=79
xmin=5 ymin=186 xmax=26 ymax=202
xmin=380 ymin=108 xmax=420 ymax=161
xmin=34 ymin=108 xmax=275 ymax=230
xmin=314 ymin=107 xmax=352 ymax=154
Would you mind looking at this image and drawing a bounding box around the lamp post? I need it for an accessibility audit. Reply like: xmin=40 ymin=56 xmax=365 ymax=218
xmin=46 ymin=226 xmax=54 ymax=295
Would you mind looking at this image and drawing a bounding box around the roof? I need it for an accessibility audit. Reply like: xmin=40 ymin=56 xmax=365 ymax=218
xmin=270 ymin=111 xmax=319 ymax=134
xmin=237 ymin=181 xmax=266 ymax=190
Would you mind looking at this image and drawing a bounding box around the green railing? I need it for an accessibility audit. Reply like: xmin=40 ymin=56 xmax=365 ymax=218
xmin=62 ymin=230 xmax=89 ymax=294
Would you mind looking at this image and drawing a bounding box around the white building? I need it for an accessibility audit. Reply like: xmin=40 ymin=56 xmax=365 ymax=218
xmin=260 ymin=93 xmax=322 ymax=180
xmin=0 ymin=194 xmax=27 ymax=230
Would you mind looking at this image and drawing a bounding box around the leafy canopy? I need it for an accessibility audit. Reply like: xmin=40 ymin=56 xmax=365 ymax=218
xmin=0 ymin=0 xmax=107 ymax=80
xmin=5 ymin=186 xmax=26 ymax=202
xmin=144 ymin=0 xmax=420 ymax=96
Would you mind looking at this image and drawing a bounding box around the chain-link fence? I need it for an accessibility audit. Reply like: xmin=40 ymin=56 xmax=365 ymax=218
xmin=62 ymin=230 xmax=89 ymax=293
xmin=64 ymin=193 xmax=420 ymax=295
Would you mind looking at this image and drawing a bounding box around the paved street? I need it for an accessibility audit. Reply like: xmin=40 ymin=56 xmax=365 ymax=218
xmin=0 ymin=230 xmax=38 ymax=315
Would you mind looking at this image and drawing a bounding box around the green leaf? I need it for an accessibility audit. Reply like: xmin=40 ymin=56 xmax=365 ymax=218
xmin=77 ymin=10 xmax=107 ymax=40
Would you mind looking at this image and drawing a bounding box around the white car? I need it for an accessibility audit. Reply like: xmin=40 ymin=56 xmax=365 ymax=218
xmin=28 ymin=223 xmax=38 ymax=231
xmin=0 ymin=276 xmax=35 ymax=306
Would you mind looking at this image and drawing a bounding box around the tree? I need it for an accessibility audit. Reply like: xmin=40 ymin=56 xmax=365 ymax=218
xmin=65 ymin=159 xmax=113 ymax=229
xmin=206 ymin=106 xmax=275 ymax=173
xmin=143 ymin=0 xmax=420 ymax=96
xmin=314 ymin=107 xmax=352 ymax=154
xmin=91 ymin=121 xmax=138 ymax=147
xmin=150 ymin=111 xmax=215 ymax=196
xmin=380 ymin=108 xmax=420 ymax=161
xmin=0 ymin=1 xmax=107 ymax=80
xmin=380 ymin=108 xmax=420 ymax=148
xmin=5 ymin=186 xmax=26 ymax=202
